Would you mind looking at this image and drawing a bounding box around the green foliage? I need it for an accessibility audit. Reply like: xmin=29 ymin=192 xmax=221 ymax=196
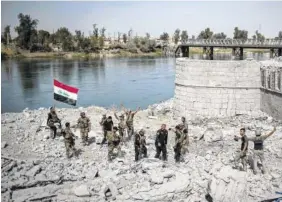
xmin=198 ymin=28 xmax=213 ymax=39
xmin=174 ymin=29 xmax=180 ymax=44
xmin=233 ymin=27 xmax=248 ymax=40
xmin=14 ymin=13 xmax=38 ymax=49
xmin=53 ymin=27 xmax=74 ymax=51
xmin=181 ymin=30 xmax=188 ymax=43
xmin=122 ymin=33 xmax=127 ymax=43
xmin=213 ymin=32 xmax=227 ymax=39
xmin=252 ymin=30 xmax=265 ymax=41
xmin=160 ymin=32 xmax=169 ymax=42
xmin=38 ymin=30 xmax=50 ymax=45
xmin=2 ymin=25 xmax=12 ymax=45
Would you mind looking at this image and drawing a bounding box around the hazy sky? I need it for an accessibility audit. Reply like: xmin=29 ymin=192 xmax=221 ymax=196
xmin=1 ymin=1 xmax=282 ymax=38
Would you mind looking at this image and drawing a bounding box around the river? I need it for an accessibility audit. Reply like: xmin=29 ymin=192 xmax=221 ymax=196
xmin=1 ymin=52 xmax=271 ymax=113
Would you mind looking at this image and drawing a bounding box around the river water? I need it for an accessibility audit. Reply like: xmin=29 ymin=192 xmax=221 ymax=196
xmin=1 ymin=52 xmax=270 ymax=113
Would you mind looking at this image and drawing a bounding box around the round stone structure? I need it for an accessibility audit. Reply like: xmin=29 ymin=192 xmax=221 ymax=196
xmin=173 ymin=58 xmax=262 ymax=118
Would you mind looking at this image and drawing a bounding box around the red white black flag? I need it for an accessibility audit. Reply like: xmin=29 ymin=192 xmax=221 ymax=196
xmin=53 ymin=79 xmax=79 ymax=106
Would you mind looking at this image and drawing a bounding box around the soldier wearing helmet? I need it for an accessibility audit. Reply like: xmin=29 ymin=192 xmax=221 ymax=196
xmin=61 ymin=122 xmax=77 ymax=159
xmin=114 ymin=110 xmax=127 ymax=143
xmin=47 ymin=106 xmax=61 ymax=139
xmin=76 ymin=112 xmax=91 ymax=146
xmin=134 ymin=129 xmax=148 ymax=161
xmin=248 ymin=126 xmax=276 ymax=174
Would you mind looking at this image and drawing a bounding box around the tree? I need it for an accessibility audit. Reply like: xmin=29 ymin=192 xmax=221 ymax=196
xmin=93 ymin=24 xmax=99 ymax=38
xmin=38 ymin=30 xmax=50 ymax=46
xmin=160 ymin=32 xmax=169 ymax=42
xmin=252 ymin=30 xmax=265 ymax=41
xmin=100 ymin=27 xmax=106 ymax=38
xmin=54 ymin=27 xmax=73 ymax=51
xmin=123 ymin=33 xmax=127 ymax=43
xmin=146 ymin=33 xmax=150 ymax=39
xmin=2 ymin=25 xmax=12 ymax=45
xmin=117 ymin=32 xmax=121 ymax=43
xmin=213 ymin=32 xmax=227 ymax=39
xmin=198 ymin=28 xmax=213 ymax=39
xmin=278 ymin=31 xmax=282 ymax=39
xmin=181 ymin=30 xmax=188 ymax=43
xmin=14 ymin=13 xmax=38 ymax=49
xmin=233 ymin=27 xmax=248 ymax=40
xmin=174 ymin=29 xmax=180 ymax=44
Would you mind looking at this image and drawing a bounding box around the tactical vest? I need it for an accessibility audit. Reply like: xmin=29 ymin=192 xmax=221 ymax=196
xmin=140 ymin=136 xmax=146 ymax=145
xmin=79 ymin=117 xmax=89 ymax=128
xmin=254 ymin=138 xmax=263 ymax=150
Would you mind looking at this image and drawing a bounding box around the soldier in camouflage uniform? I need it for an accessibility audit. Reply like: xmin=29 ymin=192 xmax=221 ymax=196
xmin=170 ymin=125 xmax=182 ymax=163
xmin=99 ymin=114 xmax=107 ymax=144
xmin=61 ymin=122 xmax=77 ymax=159
xmin=233 ymin=128 xmax=248 ymax=171
xmin=134 ymin=129 xmax=148 ymax=161
xmin=122 ymin=105 xmax=141 ymax=141
xmin=180 ymin=128 xmax=189 ymax=161
xmin=76 ymin=112 xmax=91 ymax=146
xmin=114 ymin=111 xmax=127 ymax=143
xmin=248 ymin=127 xmax=276 ymax=174
xmin=47 ymin=107 xmax=62 ymax=139
xmin=107 ymin=127 xmax=121 ymax=161
xmin=155 ymin=124 xmax=168 ymax=161
xmin=180 ymin=117 xmax=188 ymax=132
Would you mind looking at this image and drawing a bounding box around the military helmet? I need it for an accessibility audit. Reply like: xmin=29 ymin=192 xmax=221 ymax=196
xmin=255 ymin=129 xmax=261 ymax=136
xmin=65 ymin=122 xmax=70 ymax=127
xmin=139 ymin=129 xmax=145 ymax=135
xmin=80 ymin=112 xmax=85 ymax=116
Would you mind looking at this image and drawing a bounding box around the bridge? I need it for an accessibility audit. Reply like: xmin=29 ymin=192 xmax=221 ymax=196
xmin=175 ymin=39 xmax=282 ymax=60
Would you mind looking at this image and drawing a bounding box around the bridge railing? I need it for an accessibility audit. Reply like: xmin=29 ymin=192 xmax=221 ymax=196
xmin=181 ymin=39 xmax=282 ymax=46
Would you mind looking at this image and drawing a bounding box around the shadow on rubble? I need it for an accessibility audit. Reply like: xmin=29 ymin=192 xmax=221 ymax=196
xmin=88 ymin=137 xmax=96 ymax=146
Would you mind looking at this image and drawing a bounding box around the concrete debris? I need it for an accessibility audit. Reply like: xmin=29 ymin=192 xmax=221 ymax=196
xmin=73 ymin=185 xmax=91 ymax=197
xmin=1 ymin=99 xmax=282 ymax=202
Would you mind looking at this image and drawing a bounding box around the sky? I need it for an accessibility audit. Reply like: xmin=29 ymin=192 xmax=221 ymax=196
xmin=1 ymin=1 xmax=282 ymax=39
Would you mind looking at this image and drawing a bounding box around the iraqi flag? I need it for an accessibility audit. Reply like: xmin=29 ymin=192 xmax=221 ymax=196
xmin=53 ymin=79 xmax=79 ymax=106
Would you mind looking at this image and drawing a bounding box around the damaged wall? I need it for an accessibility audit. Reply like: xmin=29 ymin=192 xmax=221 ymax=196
xmin=174 ymin=59 xmax=261 ymax=118
xmin=173 ymin=58 xmax=282 ymax=120
xmin=260 ymin=62 xmax=282 ymax=120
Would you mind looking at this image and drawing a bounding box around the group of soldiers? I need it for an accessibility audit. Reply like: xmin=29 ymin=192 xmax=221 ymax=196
xmin=233 ymin=126 xmax=276 ymax=174
xmin=46 ymin=106 xmax=278 ymax=174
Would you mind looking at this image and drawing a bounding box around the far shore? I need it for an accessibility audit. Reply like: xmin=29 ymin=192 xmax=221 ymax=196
xmin=1 ymin=47 xmax=270 ymax=60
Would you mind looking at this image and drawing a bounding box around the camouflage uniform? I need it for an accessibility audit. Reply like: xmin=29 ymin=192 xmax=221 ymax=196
xmin=107 ymin=129 xmax=121 ymax=161
xmin=47 ymin=109 xmax=61 ymax=139
xmin=174 ymin=130 xmax=182 ymax=163
xmin=180 ymin=130 xmax=189 ymax=157
xmin=61 ymin=126 xmax=76 ymax=158
xmin=100 ymin=116 xmax=107 ymax=144
xmin=248 ymin=128 xmax=276 ymax=174
xmin=134 ymin=130 xmax=147 ymax=161
xmin=114 ymin=113 xmax=127 ymax=143
xmin=77 ymin=113 xmax=91 ymax=145
xmin=155 ymin=128 xmax=168 ymax=161
xmin=234 ymin=134 xmax=248 ymax=171
xmin=126 ymin=113 xmax=135 ymax=141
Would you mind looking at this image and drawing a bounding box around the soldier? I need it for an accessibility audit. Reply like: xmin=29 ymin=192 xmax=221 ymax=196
xmin=180 ymin=117 xmax=188 ymax=132
xmin=180 ymin=129 xmax=189 ymax=158
xmin=61 ymin=122 xmax=77 ymax=159
xmin=233 ymin=128 xmax=248 ymax=171
xmin=169 ymin=125 xmax=182 ymax=163
xmin=76 ymin=112 xmax=91 ymax=146
xmin=47 ymin=107 xmax=62 ymax=139
xmin=134 ymin=129 xmax=148 ymax=161
xmin=155 ymin=124 xmax=168 ymax=161
xmin=101 ymin=116 xmax=113 ymax=146
xmin=107 ymin=126 xmax=121 ymax=161
xmin=99 ymin=114 xmax=107 ymax=144
xmin=114 ymin=111 xmax=127 ymax=143
xmin=248 ymin=127 xmax=276 ymax=174
xmin=122 ymin=105 xmax=141 ymax=141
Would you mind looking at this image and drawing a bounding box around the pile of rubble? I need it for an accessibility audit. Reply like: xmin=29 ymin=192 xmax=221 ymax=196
xmin=1 ymin=100 xmax=282 ymax=202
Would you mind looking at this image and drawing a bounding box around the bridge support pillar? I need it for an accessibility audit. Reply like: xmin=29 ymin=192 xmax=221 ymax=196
xmin=181 ymin=46 xmax=189 ymax=57
xmin=239 ymin=47 xmax=244 ymax=60
xmin=232 ymin=48 xmax=236 ymax=56
xmin=203 ymin=47 xmax=213 ymax=60
xmin=270 ymin=49 xmax=274 ymax=58
xmin=278 ymin=49 xmax=282 ymax=57
xmin=209 ymin=47 xmax=214 ymax=60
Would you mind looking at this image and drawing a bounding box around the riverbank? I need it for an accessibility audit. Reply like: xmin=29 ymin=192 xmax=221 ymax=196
xmin=1 ymin=99 xmax=282 ymax=201
xmin=1 ymin=46 xmax=163 ymax=60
